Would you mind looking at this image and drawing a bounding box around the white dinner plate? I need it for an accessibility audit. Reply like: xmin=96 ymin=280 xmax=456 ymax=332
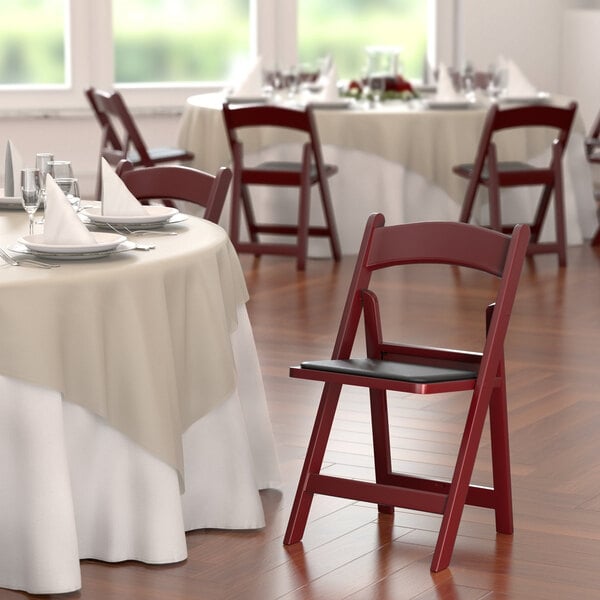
xmin=225 ymin=96 xmax=269 ymax=104
xmin=80 ymin=211 xmax=187 ymax=231
xmin=0 ymin=196 xmax=22 ymax=209
xmin=19 ymin=232 xmax=127 ymax=254
xmin=423 ymin=99 xmax=476 ymax=110
xmin=306 ymin=99 xmax=354 ymax=110
xmin=499 ymin=92 xmax=551 ymax=105
xmin=9 ymin=239 xmax=136 ymax=260
xmin=81 ymin=205 xmax=179 ymax=226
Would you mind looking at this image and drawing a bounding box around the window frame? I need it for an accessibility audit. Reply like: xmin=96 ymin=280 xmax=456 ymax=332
xmin=0 ymin=0 xmax=453 ymax=114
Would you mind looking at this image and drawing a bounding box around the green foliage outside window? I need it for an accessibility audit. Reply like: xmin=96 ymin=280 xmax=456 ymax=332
xmin=298 ymin=0 xmax=428 ymax=81
xmin=0 ymin=0 xmax=65 ymax=85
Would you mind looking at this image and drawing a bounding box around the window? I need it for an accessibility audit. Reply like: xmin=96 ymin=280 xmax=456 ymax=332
xmin=297 ymin=0 xmax=429 ymax=81
xmin=0 ymin=0 xmax=67 ymax=87
xmin=0 ymin=0 xmax=443 ymax=112
xmin=113 ymin=0 xmax=250 ymax=84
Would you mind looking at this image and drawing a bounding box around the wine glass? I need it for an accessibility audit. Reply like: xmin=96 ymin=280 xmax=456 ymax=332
xmin=48 ymin=160 xmax=73 ymax=181
xmin=20 ymin=168 xmax=42 ymax=236
xmin=35 ymin=152 xmax=54 ymax=206
xmin=55 ymin=177 xmax=80 ymax=211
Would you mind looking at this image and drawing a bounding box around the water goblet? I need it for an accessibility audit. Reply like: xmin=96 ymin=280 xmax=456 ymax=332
xmin=55 ymin=177 xmax=80 ymax=211
xmin=48 ymin=160 xmax=74 ymax=181
xmin=35 ymin=152 xmax=54 ymax=205
xmin=21 ymin=168 xmax=42 ymax=235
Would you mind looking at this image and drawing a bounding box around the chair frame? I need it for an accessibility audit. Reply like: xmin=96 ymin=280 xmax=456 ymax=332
xmin=584 ymin=109 xmax=600 ymax=246
xmin=283 ymin=214 xmax=531 ymax=572
xmin=116 ymin=160 xmax=231 ymax=224
xmin=85 ymin=87 xmax=194 ymax=199
xmin=454 ymin=101 xmax=577 ymax=267
xmin=222 ymin=102 xmax=341 ymax=270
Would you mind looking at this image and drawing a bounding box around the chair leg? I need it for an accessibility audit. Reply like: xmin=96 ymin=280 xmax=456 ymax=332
xmin=318 ymin=178 xmax=342 ymax=261
xmin=284 ymin=383 xmax=343 ymax=544
xmin=488 ymin=370 xmax=513 ymax=534
xmin=370 ymin=389 xmax=394 ymax=514
xmin=241 ymin=185 xmax=260 ymax=244
xmin=459 ymin=178 xmax=479 ymax=224
xmin=592 ymin=227 xmax=600 ymax=246
xmin=430 ymin=389 xmax=492 ymax=572
xmin=296 ymin=174 xmax=311 ymax=271
xmin=552 ymin=165 xmax=567 ymax=267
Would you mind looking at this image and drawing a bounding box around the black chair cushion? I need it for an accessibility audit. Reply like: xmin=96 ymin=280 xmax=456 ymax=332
xmin=301 ymin=358 xmax=478 ymax=383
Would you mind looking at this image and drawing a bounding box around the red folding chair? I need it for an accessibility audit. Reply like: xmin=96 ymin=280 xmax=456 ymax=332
xmin=584 ymin=108 xmax=600 ymax=246
xmin=453 ymin=102 xmax=577 ymax=266
xmin=222 ymin=102 xmax=341 ymax=270
xmin=284 ymin=213 xmax=530 ymax=572
xmin=116 ymin=160 xmax=231 ymax=224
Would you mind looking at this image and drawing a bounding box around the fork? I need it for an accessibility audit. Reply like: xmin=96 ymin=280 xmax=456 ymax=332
xmin=0 ymin=248 xmax=59 ymax=269
xmin=106 ymin=222 xmax=175 ymax=237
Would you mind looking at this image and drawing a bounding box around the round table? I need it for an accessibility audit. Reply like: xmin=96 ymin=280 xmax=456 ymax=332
xmin=0 ymin=211 xmax=280 ymax=594
xmin=177 ymin=92 xmax=596 ymax=255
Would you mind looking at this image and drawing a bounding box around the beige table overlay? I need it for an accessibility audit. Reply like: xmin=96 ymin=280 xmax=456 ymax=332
xmin=0 ymin=212 xmax=248 ymax=484
xmin=177 ymin=93 xmax=595 ymax=251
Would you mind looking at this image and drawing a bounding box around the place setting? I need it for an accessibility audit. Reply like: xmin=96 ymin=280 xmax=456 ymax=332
xmin=5 ymin=168 xmax=137 ymax=263
xmin=79 ymin=158 xmax=186 ymax=235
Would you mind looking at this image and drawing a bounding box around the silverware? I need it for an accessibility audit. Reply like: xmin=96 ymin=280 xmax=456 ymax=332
xmin=0 ymin=247 xmax=59 ymax=269
xmin=106 ymin=222 xmax=177 ymax=237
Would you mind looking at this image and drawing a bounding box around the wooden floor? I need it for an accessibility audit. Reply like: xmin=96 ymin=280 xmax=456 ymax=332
xmin=6 ymin=242 xmax=600 ymax=600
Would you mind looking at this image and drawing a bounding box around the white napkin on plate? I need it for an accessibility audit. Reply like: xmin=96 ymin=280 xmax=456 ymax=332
xmin=230 ymin=56 xmax=264 ymax=97
xmin=101 ymin=158 xmax=148 ymax=216
xmin=435 ymin=63 xmax=463 ymax=101
xmin=314 ymin=64 xmax=340 ymax=102
xmin=4 ymin=140 xmax=23 ymax=197
xmin=504 ymin=58 xmax=537 ymax=97
xmin=44 ymin=175 xmax=97 ymax=245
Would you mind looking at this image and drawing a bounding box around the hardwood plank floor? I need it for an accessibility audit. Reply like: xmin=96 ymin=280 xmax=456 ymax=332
xmin=4 ymin=243 xmax=600 ymax=600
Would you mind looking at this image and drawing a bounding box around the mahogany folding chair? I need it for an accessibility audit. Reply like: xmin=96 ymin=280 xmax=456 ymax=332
xmin=284 ymin=213 xmax=530 ymax=572
xmin=85 ymin=87 xmax=194 ymax=198
xmin=453 ymin=101 xmax=577 ymax=267
xmin=584 ymin=108 xmax=600 ymax=246
xmin=116 ymin=160 xmax=231 ymax=224
xmin=222 ymin=102 xmax=341 ymax=270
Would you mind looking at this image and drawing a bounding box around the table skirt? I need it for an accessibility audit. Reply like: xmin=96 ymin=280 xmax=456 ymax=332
xmin=191 ymin=132 xmax=594 ymax=257
xmin=0 ymin=305 xmax=280 ymax=595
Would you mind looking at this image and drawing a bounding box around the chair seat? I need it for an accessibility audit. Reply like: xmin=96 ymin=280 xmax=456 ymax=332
xmin=452 ymin=161 xmax=548 ymax=181
xmin=129 ymin=147 xmax=194 ymax=166
xmin=300 ymin=358 xmax=478 ymax=383
xmin=243 ymin=161 xmax=338 ymax=185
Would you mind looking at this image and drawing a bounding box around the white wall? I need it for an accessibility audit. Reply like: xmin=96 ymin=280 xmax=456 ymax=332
xmin=461 ymin=0 xmax=564 ymax=94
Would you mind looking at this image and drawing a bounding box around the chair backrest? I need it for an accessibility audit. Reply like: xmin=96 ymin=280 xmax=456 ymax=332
xmin=330 ymin=214 xmax=530 ymax=384
xmin=85 ymin=87 xmax=154 ymax=166
xmin=469 ymin=101 xmax=578 ymax=177
xmin=222 ymin=102 xmax=328 ymax=173
xmin=116 ymin=160 xmax=232 ymax=224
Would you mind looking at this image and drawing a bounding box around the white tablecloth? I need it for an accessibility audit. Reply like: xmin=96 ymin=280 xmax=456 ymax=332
xmin=0 ymin=213 xmax=280 ymax=594
xmin=178 ymin=93 xmax=596 ymax=255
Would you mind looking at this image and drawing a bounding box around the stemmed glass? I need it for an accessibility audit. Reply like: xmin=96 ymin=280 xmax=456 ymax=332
xmin=35 ymin=152 xmax=54 ymax=207
xmin=20 ymin=168 xmax=42 ymax=236
xmin=48 ymin=160 xmax=73 ymax=181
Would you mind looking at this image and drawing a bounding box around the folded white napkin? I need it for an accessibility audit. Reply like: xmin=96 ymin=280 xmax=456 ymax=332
xmin=314 ymin=64 xmax=340 ymax=102
xmin=44 ymin=175 xmax=97 ymax=245
xmin=435 ymin=63 xmax=463 ymax=101
xmin=101 ymin=158 xmax=147 ymax=216
xmin=504 ymin=59 xmax=537 ymax=97
xmin=230 ymin=56 xmax=264 ymax=97
xmin=3 ymin=140 xmax=23 ymax=197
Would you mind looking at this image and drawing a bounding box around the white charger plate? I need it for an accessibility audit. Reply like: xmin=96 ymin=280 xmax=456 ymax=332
xmin=499 ymin=92 xmax=551 ymax=105
xmin=423 ymin=99 xmax=476 ymax=110
xmin=81 ymin=205 xmax=179 ymax=226
xmin=19 ymin=232 xmax=126 ymax=254
xmin=10 ymin=239 xmax=136 ymax=260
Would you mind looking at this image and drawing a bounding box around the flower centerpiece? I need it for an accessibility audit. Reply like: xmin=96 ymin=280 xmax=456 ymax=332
xmin=343 ymin=45 xmax=418 ymax=102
